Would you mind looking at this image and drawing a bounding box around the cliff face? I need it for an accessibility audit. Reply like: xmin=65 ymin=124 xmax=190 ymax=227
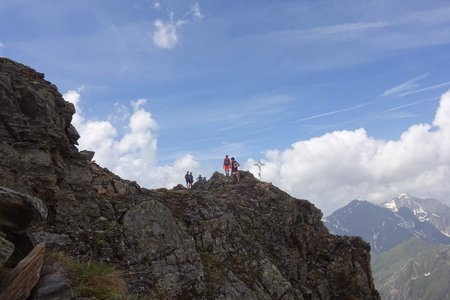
xmin=0 ymin=58 xmax=380 ymax=299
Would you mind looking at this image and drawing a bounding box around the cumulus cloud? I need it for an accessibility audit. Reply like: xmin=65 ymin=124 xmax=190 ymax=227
xmin=64 ymin=89 xmax=199 ymax=188
xmin=246 ymin=89 xmax=450 ymax=215
xmin=152 ymin=3 xmax=203 ymax=49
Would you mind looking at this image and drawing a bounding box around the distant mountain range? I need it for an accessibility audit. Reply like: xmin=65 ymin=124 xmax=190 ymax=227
xmin=324 ymin=194 xmax=450 ymax=300
xmin=383 ymin=193 xmax=450 ymax=237
xmin=324 ymin=198 xmax=450 ymax=255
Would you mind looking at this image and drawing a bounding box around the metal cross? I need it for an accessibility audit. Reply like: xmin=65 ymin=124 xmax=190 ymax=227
xmin=253 ymin=160 xmax=266 ymax=181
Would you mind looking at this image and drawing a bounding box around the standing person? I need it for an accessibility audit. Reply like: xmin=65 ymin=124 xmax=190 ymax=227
xmin=188 ymin=172 xmax=194 ymax=189
xmin=223 ymin=155 xmax=231 ymax=176
xmin=231 ymin=157 xmax=240 ymax=183
xmin=185 ymin=171 xmax=190 ymax=189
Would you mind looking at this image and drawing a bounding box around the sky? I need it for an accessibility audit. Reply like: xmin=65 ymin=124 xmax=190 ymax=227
xmin=1 ymin=0 xmax=450 ymax=215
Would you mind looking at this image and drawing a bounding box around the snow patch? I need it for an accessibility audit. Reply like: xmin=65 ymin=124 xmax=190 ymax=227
xmin=441 ymin=230 xmax=450 ymax=238
xmin=384 ymin=200 xmax=398 ymax=212
xmin=413 ymin=205 xmax=426 ymax=215
xmin=399 ymin=193 xmax=412 ymax=199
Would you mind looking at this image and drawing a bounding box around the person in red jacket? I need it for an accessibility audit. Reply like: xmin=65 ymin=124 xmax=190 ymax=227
xmin=223 ymin=155 xmax=231 ymax=176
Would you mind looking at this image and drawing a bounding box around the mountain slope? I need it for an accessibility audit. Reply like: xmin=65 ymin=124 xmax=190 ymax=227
xmin=372 ymin=237 xmax=450 ymax=300
xmin=325 ymin=198 xmax=450 ymax=300
xmin=324 ymin=200 xmax=450 ymax=255
xmin=384 ymin=193 xmax=450 ymax=237
xmin=0 ymin=58 xmax=380 ymax=299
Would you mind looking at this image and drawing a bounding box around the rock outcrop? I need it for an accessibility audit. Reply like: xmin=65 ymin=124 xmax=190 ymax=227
xmin=0 ymin=57 xmax=380 ymax=299
xmin=0 ymin=186 xmax=48 ymax=233
xmin=0 ymin=184 xmax=48 ymax=299
xmin=0 ymin=243 xmax=45 ymax=300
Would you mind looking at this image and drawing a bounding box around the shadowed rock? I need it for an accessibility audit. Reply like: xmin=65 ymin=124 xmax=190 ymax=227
xmin=0 ymin=186 xmax=48 ymax=233
xmin=0 ymin=235 xmax=14 ymax=266
xmin=31 ymin=261 xmax=75 ymax=300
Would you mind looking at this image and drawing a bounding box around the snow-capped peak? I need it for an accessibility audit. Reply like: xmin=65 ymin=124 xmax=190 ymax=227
xmin=398 ymin=193 xmax=412 ymax=200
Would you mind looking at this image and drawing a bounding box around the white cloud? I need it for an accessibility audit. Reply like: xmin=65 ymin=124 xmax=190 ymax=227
xmin=151 ymin=3 xmax=204 ymax=49
xmin=397 ymin=81 xmax=450 ymax=97
xmin=384 ymin=97 xmax=438 ymax=112
xmin=191 ymin=3 xmax=204 ymax=20
xmin=251 ymin=21 xmax=390 ymax=43
xmin=295 ymin=101 xmax=373 ymax=123
xmin=433 ymin=90 xmax=450 ymax=130
xmin=64 ymin=88 xmax=83 ymax=127
xmin=153 ymin=17 xmax=179 ymax=49
xmin=381 ymin=74 xmax=428 ymax=97
xmin=246 ymin=89 xmax=450 ymax=215
xmin=64 ymin=89 xmax=199 ymax=188
xmin=310 ymin=22 xmax=389 ymax=36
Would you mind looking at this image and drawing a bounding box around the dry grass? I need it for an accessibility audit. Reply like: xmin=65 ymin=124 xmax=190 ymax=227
xmin=45 ymin=250 xmax=128 ymax=299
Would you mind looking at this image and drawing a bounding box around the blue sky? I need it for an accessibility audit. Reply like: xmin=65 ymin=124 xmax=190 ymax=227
xmin=2 ymin=0 xmax=450 ymax=214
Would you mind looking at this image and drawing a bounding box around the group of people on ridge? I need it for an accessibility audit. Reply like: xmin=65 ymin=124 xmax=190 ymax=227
xmin=223 ymin=155 xmax=240 ymax=182
xmin=185 ymin=172 xmax=207 ymax=189
xmin=184 ymin=155 xmax=241 ymax=189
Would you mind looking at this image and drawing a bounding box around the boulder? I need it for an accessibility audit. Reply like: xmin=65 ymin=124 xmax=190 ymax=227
xmin=0 ymin=242 xmax=45 ymax=300
xmin=31 ymin=261 xmax=75 ymax=300
xmin=0 ymin=186 xmax=48 ymax=233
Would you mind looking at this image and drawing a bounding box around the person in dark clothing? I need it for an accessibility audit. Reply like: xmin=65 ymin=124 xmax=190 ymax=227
xmin=185 ymin=171 xmax=191 ymax=189
xmin=188 ymin=172 xmax=194 ymax=188
xmin=231 ymin=157 xmax=240 ymax=183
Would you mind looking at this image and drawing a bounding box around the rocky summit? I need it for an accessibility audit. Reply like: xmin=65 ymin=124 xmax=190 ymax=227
xmin=0 ymin=57 xmax=380 ymax=299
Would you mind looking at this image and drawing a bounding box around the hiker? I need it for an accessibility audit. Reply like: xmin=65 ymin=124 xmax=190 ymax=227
xmin=197 ymin=174 xmax=203 ymax=182
xmin=185 ymin=171 xmax=191 ymax=189
xmin=223 ymin=155 xmax=231 ymax=176
xmin=231 ymin=157 xmax=240 ymax=183
xmin=188 ymin=172 xmax=194 ymax=189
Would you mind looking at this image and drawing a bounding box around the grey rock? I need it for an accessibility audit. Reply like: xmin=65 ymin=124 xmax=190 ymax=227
xmin=31 ymin=262 xmax=75 ymax=300
xmin=0 ymin=234 xmax=14 ymax=267
xmin=29 ymin=231 xmax=72 ymax=247
xmin=79 ymin=150 xmax=94 ymax=161
xmin=0 ymin=186 xmax=48 ymax=233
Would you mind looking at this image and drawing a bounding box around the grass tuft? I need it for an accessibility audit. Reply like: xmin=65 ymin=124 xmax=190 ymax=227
xmin=45 ymin=250 xmax=127 ymax=299
xmin=75 ymin=261 xmax=127 ymax=299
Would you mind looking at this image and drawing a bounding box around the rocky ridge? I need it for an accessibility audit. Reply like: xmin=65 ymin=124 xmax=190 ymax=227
xmin=0 ymin=57 xmax=380 ymax=299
